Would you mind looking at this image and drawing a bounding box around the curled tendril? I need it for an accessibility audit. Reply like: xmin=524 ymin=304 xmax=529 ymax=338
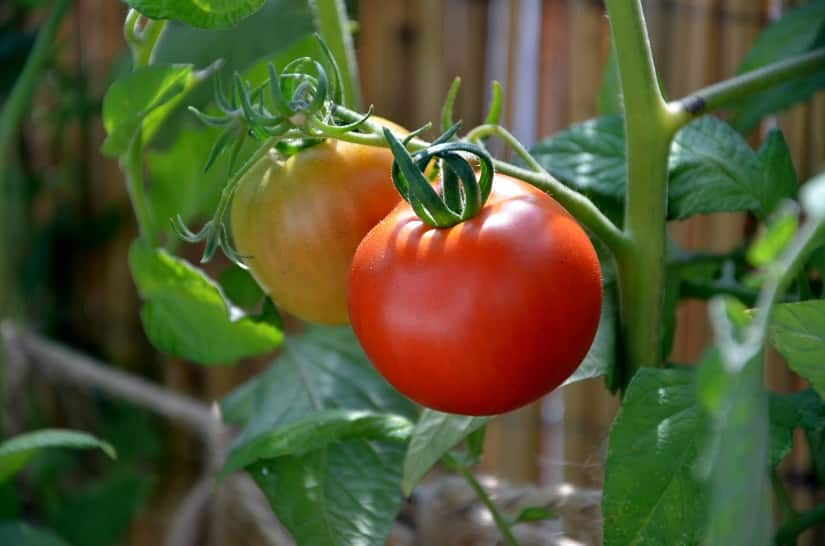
xmin=384 ymin=126 xmax=494 ymax=228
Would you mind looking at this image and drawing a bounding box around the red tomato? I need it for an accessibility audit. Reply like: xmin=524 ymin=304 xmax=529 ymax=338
xmin=347 ymin=174 xmax=602 ymax=415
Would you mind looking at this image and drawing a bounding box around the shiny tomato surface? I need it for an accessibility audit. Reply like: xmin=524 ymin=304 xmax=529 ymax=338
xmin=231 ymin=120 xmax=405 ymax=325
xmin=348 ymin=174 xmax=602 ymax=415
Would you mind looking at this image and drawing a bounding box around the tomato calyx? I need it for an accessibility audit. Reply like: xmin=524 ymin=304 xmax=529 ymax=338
xmin=383 ymin=126 xmax=495 ymax=228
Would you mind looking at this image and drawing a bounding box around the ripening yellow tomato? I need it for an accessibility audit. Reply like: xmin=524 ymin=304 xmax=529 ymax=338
xmin=230 ymin=118 xmax=407 ymax=324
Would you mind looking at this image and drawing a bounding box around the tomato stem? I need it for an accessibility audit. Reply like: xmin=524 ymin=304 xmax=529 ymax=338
xmin=332 ymin=107 xmax=631 ymax=257
xmin=668 ymin=47 xmax=825 ymax=129
xmin=605 ymin=0 xmax=673 ymax=385
xmin=454 ymin=461 xmax=521 ymax=546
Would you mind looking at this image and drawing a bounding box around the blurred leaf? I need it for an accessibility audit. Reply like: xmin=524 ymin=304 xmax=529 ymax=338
xmin=128 ymin=240 xmax=282 ymax=364
xmin=222 ymin=410 xmax=412 ymax=478
xmin=218 ymin=264 xmax=264 ymax=309
xmin=769 ymin=300 xmax=825 ymax=397
xmin=0 ymin=481 xmax=20 ymax=519
xmin=697 ymin=351 xmax=771 ymax=546
xmin=125 ymin=0 xmax=265 ymax=29
xmin=48 ymin=470 xmax=153 ymax=546
xmin=0 ymin=522 xmax=68 ymax=546
xmin=769 ymin=390 xmax=825 ymax=466
xmin=730 ymin=0 xmax=825 ymax=132
xmin=668 ymin=117 xmax=783 ymax=220
xmin=101 ymin=65 xmax=194 ymax=156
xmin=99 ymin=401 xmax=164 ymax=464
xmin=602 ymin=368 xmax=707 ymax=546
xmin=0 ymin=429 xmax=115 ymax=483
xmin=153 ymin=0 xmax=313 ymax=68
xmin=598 ymin=45 xmax=622 ymax=116
xmin=747 ymin=213 xmax=798 ymax=267
xmin=249 ymin=440 xmax=405 ymax=546
xmin=401 ymin=411 xmax=488 ymax=496
xmin=529 ymin=116 xmax=626 ymax=200
xmin=511 ymin=506 xmax=556 ymax=525
xmin=562 ymin=283 xmax=618 ymax=387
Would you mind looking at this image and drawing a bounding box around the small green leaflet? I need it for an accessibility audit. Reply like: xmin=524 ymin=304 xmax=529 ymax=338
xmin=769 ymin=300 xmax=825 ymax=398
xmin=101 ymin=65 xmax=194 ymax=157
xmin=128 ymin=240 xmax=282 ymax=365
xmin=0 ymin=429 xmax=115 ymax=483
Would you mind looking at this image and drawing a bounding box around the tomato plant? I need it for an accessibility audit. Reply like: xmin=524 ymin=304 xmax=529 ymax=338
xmin=348 ymin=172 xmax=602 ymax=415
xmin=231 ymin=118 xmax=406 ymax=325
xmin=4 ymin=0 xmax=825 ymax=545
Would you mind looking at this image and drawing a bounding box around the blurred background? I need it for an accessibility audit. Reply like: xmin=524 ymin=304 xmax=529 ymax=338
xmin=1 ymin=0 xmax=824 ymax=544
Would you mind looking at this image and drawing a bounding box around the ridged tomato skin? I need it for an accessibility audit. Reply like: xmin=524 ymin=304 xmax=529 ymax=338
xmin=347 ymin=174 xmax=602 ymax=416
xmin=230 ymin=120 xmax=405 ymax=325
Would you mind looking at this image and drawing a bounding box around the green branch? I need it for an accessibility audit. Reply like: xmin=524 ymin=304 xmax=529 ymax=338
xmin=670 ymin=48 xmax=825 ymax=128
xmin=605 ymin=0 xmax=672 ymax=383
xmin=310 ymin=0 xmax=362 ymax=109
xmin=0 ymin=0 xmax=72 ymax=440
xmin=454 ymin=461 xmax=520 ymax=546
xmin=333 ymin=109 xmax=629 ymax=257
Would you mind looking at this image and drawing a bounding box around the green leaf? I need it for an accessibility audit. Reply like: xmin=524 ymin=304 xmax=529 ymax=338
xmin=218 ymin=264 xmax=264 ymax=309
xmin=769 ymin=390 xmax=825 ymax=466
xmin=529 ymin=116 xmax=626 ymax=200
xmin=562 ymin=282 xmax=618 ymax=387
xmin=511 ymin=506 xmax=556 ymax=525
xmin=533 ymin=116 xmax=797 ymax=221
xmin=769 ymin=300 xmax=825 ymax=397
xmin=0 ymin=429 xmax=115 ymax=482
xmin=128 ymin=240 xmax=282 ymax=365
xmin=221 ymin=326 xmax=414 ymax=546
xmin=602 ymin=368 xmax=706 ymax=546
xmin=401 ymin=411 xmax=488 ymax=496
xmin=730 ymin=0 xmax=825 ymax=132
xmin=101 ymin=65 xmax=194 ymax=157
xmin=221 ymin=410 xmax=413 ymax=478
xmin=221 ymin=326 xmax=414 ymax=434
xmin=146 ymin=128 xmax=228 ymax=239
xmin=125 ymin=0 xmax=265 ymax=29
xmin=597 ymin=45 xmax=622 ymax=116
xmin=755 ymin=129 xmax=799 ymax=212
xmin=697 ymin=352 xmax=771 ymax=546
xmin=249 ymin=440 xmax=405 ymax=546
xmin=0 ymin=522 xmax=69 ymax=546
xmin=669 ymin=117 xmax=769 ymax=220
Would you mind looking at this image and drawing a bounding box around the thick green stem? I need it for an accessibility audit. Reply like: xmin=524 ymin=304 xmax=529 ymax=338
xmin=123 ymin=134 xmax=157 ymax=245
xmin=0 ymin=0 xmax=72 ymax=440
xmin=455 ymin=462 xmax=520 ymax=546
xmin=606 ymin=0 xmax=673 ymax=382
xmin=670 ymin=47 xmax=825 ymax=126
xmin=310 ymin=0 xmax=362 ymax=109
